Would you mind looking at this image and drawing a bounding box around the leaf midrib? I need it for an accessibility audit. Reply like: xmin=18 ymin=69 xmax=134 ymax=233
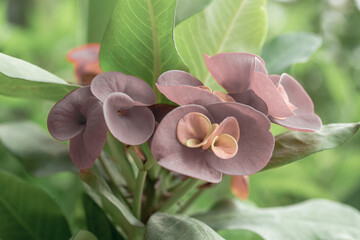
xmin=0 ymin=194 xmax=38 ymax=240
xmin=146 ymin=0 xmax=161 ymax=86
xmin=203 ymin=0 xmax=246 ymax=86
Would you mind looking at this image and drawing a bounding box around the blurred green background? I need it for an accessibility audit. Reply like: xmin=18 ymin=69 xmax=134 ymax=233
xmin=0 ymin=0 xmax=359 ymax=232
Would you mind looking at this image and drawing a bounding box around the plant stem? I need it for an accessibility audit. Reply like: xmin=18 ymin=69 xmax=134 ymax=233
xmin=159 ymin=178 xmax=201 ymax=212
xmin=98 ymin=154 xmax=130 ymax=208
xmin=133 ymin=169 xmax=147 ymax=220
xmin=107 ymin=134 xmax=136 ymax=191
xmin=177 ymin=188 xmax=205 ymax=214
xmin=128 ymin=146 xmax=144 ymax=169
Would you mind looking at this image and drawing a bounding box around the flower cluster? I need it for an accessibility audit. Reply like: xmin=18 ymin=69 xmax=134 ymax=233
xmin=48 ymin=72 xmax=156 ymax=169
xmin=48 ymin=52 xmax=321 ymax=183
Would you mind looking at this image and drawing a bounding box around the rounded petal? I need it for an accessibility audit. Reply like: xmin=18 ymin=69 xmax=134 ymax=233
xmin=204 ymin=53 xmax=267 ymax=94
xmin=103 ymin=93 xmax=155 ymax=145
xmin=250 ymin=72 xmax=295 ymax=118
xmin=156 ymin=70 xmax=222 ymax=106
xmin=91 ymin=71 xmax=128 ymax=102
xmin=202 ymin=116 xmax=240 ymax=149
xmin=270 ymin=74 xmax=322 ymax=132
xmin=124 ymin=75 xmax=156 ymax=106
xmin=70 ymin=98 xmax=108 ymax=169
xmin=47 ymin=86 xmax=93 ymax=141
xmin=177 ymin=112 xmax=212 ymax=146
xmin=151 ymin=105 xmax=213 ymax=160
xmin=230 ymin=90 xmax=268 ymax=115
xmin=158 ymin=151 xmax=223 ymax=183
xmin=91 ymin=71 xmax=155 ymax=105
xmin=157 ymin=70 xmax=204 ymax=87
xmin=205 ymin=102 xmax=274 ymax=175
xmin=211 ymin=134 xmax=238 ymax=159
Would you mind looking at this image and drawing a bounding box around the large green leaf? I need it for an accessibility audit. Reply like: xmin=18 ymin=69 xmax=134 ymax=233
xmin=175 ymin=0 xmax=212 ymax=25
xmin=261 ymin=32 xmax=322 ymax=74
xmin=100 ymin=0 xmax=188 ymax=96
xmin=0 ymin=53 xmax=79 ymax=101
xmin=265 ymin=123 xmax=360 ymax=170
xmin=0 ymin=170 xmax=71 ymax=240
xmin=69 ymin=230 xmax=97 ymax=240
xmin=79 ymin=170 xmax=144 ymax=237
xmin=195 ymin=199 xmax=360 ymax=240
xmin=146 ymin=212 xmax=224 ymax=240
xmin=0 ymin=121 xmax=76 ymax=176
xmin=82 ymin=194 xmax=124 ymax=240
xmin=175 ymin=0 xmax=267 ymax=91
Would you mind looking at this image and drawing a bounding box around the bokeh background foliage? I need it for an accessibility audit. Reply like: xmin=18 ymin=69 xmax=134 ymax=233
xmin=0 ymin=0 xmax=359 ymax=239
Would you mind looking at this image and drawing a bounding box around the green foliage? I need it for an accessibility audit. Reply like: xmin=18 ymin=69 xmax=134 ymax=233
xmin=0 ymin=53 xmax=79 ymax=101
xmin=261 ymin=32 xmax=322 ymax=74
xmin=265 ymin=123 xmax=360 ymax=170
xmin=146 ymin=212 xmax=224 ymax=240
xmin=69 ymin=230 xmax=97 ymax=240
xmin=195 ymin=199 xmax=360 ymax=240
xmin=0 ymin=170 xmax=71 ymax=240
xmin=79 ymin=170 xmax=144 ymax=236
xmin=175 ymin=0 xmax=267 ymax=91
xmin=82 ymin=194 xmax=124 ymax=240
xmin=0 ymin=121 xmax=76 ymax=176
xmin=100 ymin=0 xmax=188 ymax=101
xmin=175 ymin=0 xmax=212 ymax=25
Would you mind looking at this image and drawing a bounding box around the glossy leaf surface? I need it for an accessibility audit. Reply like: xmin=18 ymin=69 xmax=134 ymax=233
xmin=175 ymin=0 xmax=267 ymax=91
xmin=100 ymin=0 xmax=188 ymax=97
xmin=265 ymin=123 xmax=360 ymax=170
xmin=0 ymin=53 xmax=79 ymax=101
xmin=146 ymin=212 xmax=224 ymax=240
xmin=195 ymin=199 xmax=360 ymax=240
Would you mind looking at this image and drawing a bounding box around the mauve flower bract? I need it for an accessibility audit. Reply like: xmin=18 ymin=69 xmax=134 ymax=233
xmin=204 ymin=53 xmax=322 ymax=132
xmin=156 ymin=70 xmax=232 ymax=106
xmin=47 ymin=86 xmax=107 ymax=169
xmin=90 ymin=71 xmax=156 ymax=145
xmin=67 ymin=43 xmax=102 ymax=86
xmin=150 ymin=103 xmax=274 ymax=183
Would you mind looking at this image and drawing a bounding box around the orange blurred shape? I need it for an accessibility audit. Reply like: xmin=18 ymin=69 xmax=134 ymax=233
xmin=67 ymin=43 xmax=103 ymax=86
xmin=230 ymin=175 xmax=249 ymax=200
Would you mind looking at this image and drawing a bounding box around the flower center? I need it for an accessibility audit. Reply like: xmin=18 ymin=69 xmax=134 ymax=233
xmin=177 ymin=112 xmax=240 ymax=159
xmin=273 ymin=84 xmax=297 ymax=120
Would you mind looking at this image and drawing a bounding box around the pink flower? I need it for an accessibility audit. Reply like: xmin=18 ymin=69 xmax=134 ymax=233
xmin=90 ymin=72 xmax=156 ymax=145
xmin=150 ymin=103 xmax=274 ymax=183
xmin=47 ymin=86 xmax=107 ymax=169
xmin=204 ymin=53 xmax=322 ymax=132
xmin=67 ymin=43 xmax=102 ymax=86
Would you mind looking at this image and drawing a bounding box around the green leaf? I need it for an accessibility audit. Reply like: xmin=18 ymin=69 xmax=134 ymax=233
xmin=175 ymin=0 xmax=267 ymax=91
xmin=0 ymin=53 xmax=79 ymax=101
xmin=146 ymin=212 xmax=224 ymax=240
xmin=100 ymin=0 xmax=188 ymax=97
xmin=265 ymin=123 xmax=360 ymax=170
xmin=87 ymin=0 xmax=117 ymax=43
xmin=195 ymin=199 xmax=360 ymax=240
xmin=0 ymin=170 xmax=71 ymax=240
xmin=69 ymin=230 xmax=97 ymax=240
xmin=79 ymin=170 xmax=144 ymax=236
xmin=175 ymin=0 xmax=212 ymax=25
xmin=261 ymin=32 xmax=322 ymax=74
xmin=0 ymin=121 xmax=76 ymax=176
xmin=82 ymin=194 xmax=125 ymax=240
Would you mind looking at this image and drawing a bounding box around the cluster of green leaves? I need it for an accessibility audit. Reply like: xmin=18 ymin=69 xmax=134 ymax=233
xmin=0 ymin=0 xmax=360 ymax=239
